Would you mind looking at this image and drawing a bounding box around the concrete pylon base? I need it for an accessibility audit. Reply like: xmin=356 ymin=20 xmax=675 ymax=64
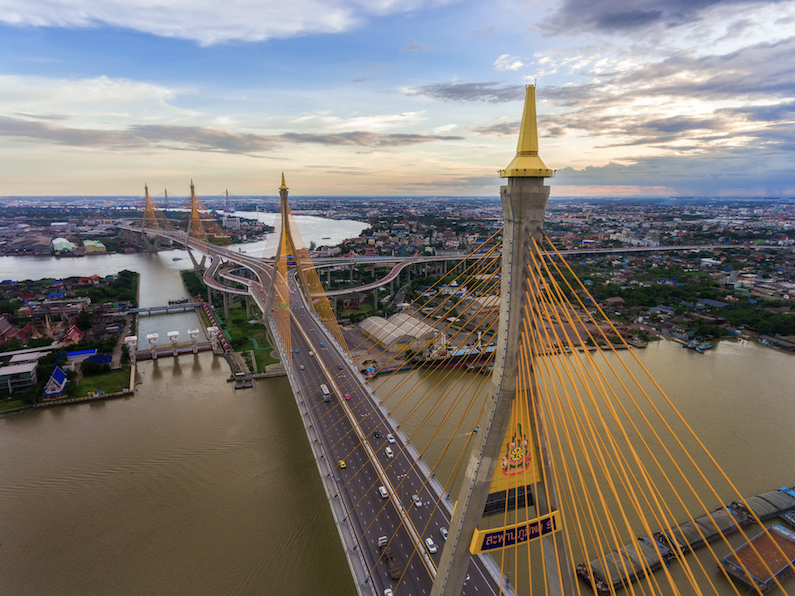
xmin=431 ymin=177 xmax=572 ymax=596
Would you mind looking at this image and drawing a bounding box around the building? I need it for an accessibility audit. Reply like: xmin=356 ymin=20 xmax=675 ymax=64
xmin=342 ymin=293 xmax=367 ymax=309
xmin=52 ymin=237 xmax=78 ymax=254
xmin=359 ymin=313 xmax=437 ymax=354
xmin=82 ymin=240 xmax=106 ymax=253
xmin=0 ymin=361 xmax=38 ymax=394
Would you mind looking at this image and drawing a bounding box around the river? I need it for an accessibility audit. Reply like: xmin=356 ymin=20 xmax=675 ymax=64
xmin=1 ymin=220 xmax=794 ymax=595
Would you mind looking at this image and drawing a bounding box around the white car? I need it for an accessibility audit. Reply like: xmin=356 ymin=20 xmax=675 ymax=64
xmin=425 ymin=537 xmax=438 ymax=554
xmin=387 ymin=433 xmax=395 ymax=444
xmin=385 ymin=447 xmax=394 ymax=459
xmin=412 ymin=494 xmax=422 ymax=507
xmin=308 ymin=350 xmax=314 ymax=356
xmin=384 ymin=590 xmax=393 ymax=596
xmin=440 ymin=527 xmax=448 ymax=541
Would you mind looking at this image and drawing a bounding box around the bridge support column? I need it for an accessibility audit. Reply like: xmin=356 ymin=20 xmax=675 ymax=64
xmin=223 ymin=292 xmax=230 ymax=320
xmin=432 ymin=85 xmax=574 ymax=596
xmin=350 ymin=264 xmax=354 ymax=283
xmin=207 ymin=286 xmax=213 ymax=305
xmin=246 ymin=295 xmax=251 ymax=319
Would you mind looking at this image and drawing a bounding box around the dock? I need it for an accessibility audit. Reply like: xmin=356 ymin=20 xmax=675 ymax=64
xmin=721 ymin=525 xmax=795 ymax=592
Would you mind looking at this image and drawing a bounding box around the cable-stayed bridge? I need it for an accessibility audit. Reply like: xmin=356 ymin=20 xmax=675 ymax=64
xmin=123 ymin=91 xmax=794 ymax=596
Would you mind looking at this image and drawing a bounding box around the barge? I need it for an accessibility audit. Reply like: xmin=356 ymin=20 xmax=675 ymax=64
xmin=721 ymin=525 xmax=795 ymax=592
xmin=576 ymin=486 xmax=795 ymax=595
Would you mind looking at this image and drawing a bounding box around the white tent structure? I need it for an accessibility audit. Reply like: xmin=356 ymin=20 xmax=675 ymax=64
xmin=359 ymin=313 xmax=437 ymax=354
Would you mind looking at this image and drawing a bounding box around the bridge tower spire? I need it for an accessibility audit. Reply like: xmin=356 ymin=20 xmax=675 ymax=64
xmin=263 ymin=173 xmax=293 ymax=358
xmin=432 ymin=85 xmax=573 ymax=596
xmin=142 ymin=183 xmax=156 ymax=230
xmin=186 ymin=179 xmax=208 ymax=245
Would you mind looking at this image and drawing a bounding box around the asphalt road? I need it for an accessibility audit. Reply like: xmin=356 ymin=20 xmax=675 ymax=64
xmin=288 ymin=279 xmax=501 ymax=596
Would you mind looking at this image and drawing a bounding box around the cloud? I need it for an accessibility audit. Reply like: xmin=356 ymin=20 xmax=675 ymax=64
xmin=493 ymin=54 xmax=524 ymax=71
xmin=290 ymin=111 xmax=428 ymax=132
xmin=283 ymin=131 xmax=462 ymax=147
xmin=402 ymin=42 xmax=429 ymax=52
xmin=530 ymin=36 xmax=795 ymax=156
xmin=551 ymin=147 xmax=795 ymax=196
xmin=541 ymin=0 xmax=782 ymax=35
xmin=14 ymin=112 xmax=70 ymax=121
xmin=472 ymin=121 xmax=520 ymax=137
xmin=0 ymin=116 xmax=462 ymax=153
xmin=0 ymin=75 xmax=182 ymax=123
xmin=0 ymin=0 xmax=450 ymax=45
xmin=403 ymin=81 xmax=525 ymax=103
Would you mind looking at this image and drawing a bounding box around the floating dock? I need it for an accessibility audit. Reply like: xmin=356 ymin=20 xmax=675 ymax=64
xmin=721 ymin=525 xmax=795 ymax=592
xmin=576 ymin=486 xmax=795 ymax=595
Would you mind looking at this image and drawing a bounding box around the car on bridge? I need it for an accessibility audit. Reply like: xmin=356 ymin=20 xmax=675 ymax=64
xmin=425 ymin=537 xmax=438 ymax=554
xmin=440 ymin=527 xmax=448 ymax=541
xmin=373 ymin=430 xmax=381 ymax=439
xmin=338 ymin=460 xmax=346 ymax=469
xmin=387 ymin=433 xmax=395 ymax=444
xmin=412 ymin=495 xmax=422 ymax=507
xmin=344 ymin=393 xmax=350 ymax=400
xmin=385 ymin=447 xmax=394 ymax=459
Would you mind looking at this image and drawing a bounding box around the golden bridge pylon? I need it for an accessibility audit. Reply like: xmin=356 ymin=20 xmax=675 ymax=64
xmin=431 ymin=84 xmax=574 ymax=596
xmin=139 ymin=183 xmax=174 ymax=251
xmin=263 ymin=173 xmax=349 ymax=367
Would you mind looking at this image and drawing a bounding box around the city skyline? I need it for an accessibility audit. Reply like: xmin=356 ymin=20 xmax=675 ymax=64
xmin=1 ymin=0 xmax=794 ymax=198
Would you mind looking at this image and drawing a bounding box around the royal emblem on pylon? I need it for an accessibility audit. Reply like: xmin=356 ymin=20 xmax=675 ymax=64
xmin=501 ymin=423 xmax=533 ymax=476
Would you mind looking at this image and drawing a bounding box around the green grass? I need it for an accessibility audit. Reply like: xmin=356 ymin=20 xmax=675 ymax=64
xmin=215 ymin=304 xmax=280 ymax=372
xmin=73 ymin=367 xmax=132 ymax=398
xmin=0 ymin=398 xmax=28 ymax=412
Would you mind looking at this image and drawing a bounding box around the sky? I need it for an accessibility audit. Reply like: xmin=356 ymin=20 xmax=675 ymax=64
xmin=1 ymin=0 xmax=794 ymax=198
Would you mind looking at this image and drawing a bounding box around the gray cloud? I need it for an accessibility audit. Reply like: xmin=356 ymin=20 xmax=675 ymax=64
xmin=402 ymin=43 xmax=429 ymax=52
xmin=15 ymin=112 xmax=70 ymax=121
xmin=541 ymin=0 xmax=785 ymax=35
xmin=531 ymin=36 xmax=795 ymax=154
xmin=283 ymin=131 xmax=463 ymax=147
xmin=472 ymin=121 xmax=520 ymax=137
xmin=0 ymin=116 xmax=462 ymax=153
xmin=551 ymin=145 xmax=795 ymax=195
xmin=405 ymin=82 xmax=525 ymax=103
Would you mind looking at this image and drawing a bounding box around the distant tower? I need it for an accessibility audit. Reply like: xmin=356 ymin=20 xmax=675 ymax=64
xmin=164 ymin=189 xmax=169 ymax=210
xmin=432 ymin=86 xmax=574 ymax=596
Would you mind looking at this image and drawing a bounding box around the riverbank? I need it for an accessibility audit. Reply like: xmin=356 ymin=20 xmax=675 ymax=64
xmin=0 ymin=365 xmax=136 ymax=418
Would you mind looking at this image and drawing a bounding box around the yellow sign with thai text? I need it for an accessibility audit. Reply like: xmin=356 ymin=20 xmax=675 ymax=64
xmin=469 ymin=511 xmax=560 ymax=554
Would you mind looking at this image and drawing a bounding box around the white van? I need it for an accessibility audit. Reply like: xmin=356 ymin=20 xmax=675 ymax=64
xmin=385 ymin=447 xmax=394 ymax=459
xmin=378 ymin=486 xmax=388 ymax=499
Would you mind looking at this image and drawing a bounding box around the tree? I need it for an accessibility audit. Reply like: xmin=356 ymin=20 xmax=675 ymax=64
xmin=76 ymin=310 xmax=94 ymax=331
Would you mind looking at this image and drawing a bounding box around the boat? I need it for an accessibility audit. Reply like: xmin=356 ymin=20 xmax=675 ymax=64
xmin=721 ymin=525 xmax=795 ymax=592
xmin=322 ymin=236 xmax=331 ymax=240
xmin=172 ymin=257 xmax=183 ymax=261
